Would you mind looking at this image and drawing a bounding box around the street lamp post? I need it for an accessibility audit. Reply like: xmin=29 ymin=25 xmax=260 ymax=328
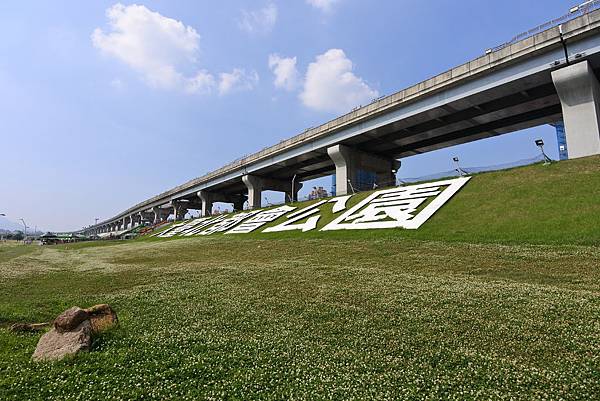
xmin=535 ymin=139 xmax=552 ymax=165
xmin=453 ymin=157 xmax=467 ymax=176
xmin=347 ymin=179 xmax=356 ymax=195
xmin=19 ymin=218 xmax=27 ymax=242
xmin=290 ymin=174 xmax=298 ymax=203
xmin=0 ymin=214 xmax=4 ymax=241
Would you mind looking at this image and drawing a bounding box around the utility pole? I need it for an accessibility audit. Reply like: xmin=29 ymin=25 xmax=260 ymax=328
xmin=291 ymin=174 xmax=298 ymax=203
xmin=19 ymin=218 xmax=27 ymax=242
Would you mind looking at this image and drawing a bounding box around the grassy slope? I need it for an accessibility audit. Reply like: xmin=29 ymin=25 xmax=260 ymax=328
xmin=147 ymin=155 xmax=600 ymax=245
xmin=0 ymin=156 xmax=598 ymax=400
xmin=405 ymin=155 xmax=600 ymax=244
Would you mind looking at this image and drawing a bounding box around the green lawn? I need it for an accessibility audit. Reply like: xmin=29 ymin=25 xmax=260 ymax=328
xmin=0 ymin=157 xmax=599 ymax=400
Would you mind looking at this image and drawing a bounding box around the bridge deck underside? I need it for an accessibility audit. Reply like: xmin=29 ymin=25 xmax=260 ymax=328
xmin=212 ymin=69 xmax=600 ymax=198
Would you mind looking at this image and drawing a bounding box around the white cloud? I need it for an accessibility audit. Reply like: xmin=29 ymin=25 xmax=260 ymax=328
xmin=92 ymin=3 xmax=209 ymax=92
xmin=306 ymin=0 xmax=340 ymax=12
xmin=93 ymin=4 xmax=260 ymax=96
xmin=218 ymin=69 xmax=259 ymax=95
xmin=238 ymin=3 xmax=277 ymax=34
xmin=300 ymin=49 xmax=378 ymax=113
xmin=268 ymin=54 xmax=299 ymax=91
xmin=186 ymin=70 xmax=216 ymax=95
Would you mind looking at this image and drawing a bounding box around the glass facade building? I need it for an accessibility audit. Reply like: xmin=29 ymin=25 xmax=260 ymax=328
xmin=553 ymin=121 xmax=569 ymax=160
xmin=331 ymin=169 xmax=378 ymax=195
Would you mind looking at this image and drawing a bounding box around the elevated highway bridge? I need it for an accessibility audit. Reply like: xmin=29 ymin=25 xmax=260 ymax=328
xmin=84 ymin=8 xmax=600 ymax=236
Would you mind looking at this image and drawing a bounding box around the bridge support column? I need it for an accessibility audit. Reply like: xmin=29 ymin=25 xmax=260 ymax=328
xmin=552 ymin=60 xmax=600 ymax=159
xmin=173 ymin=201 xmax=188 ymax=221
xmin=197 ymin=191 xmax=247 ymax=215
xmin=285 ymin=182 xmax=303 ymax=203
xmin=242 ymin=175 xmax=301 ymax=209
xmin=140 ymin=211 xmax=154 ymax=225
xmin=152 ymin=207 xmax=162 ymax=224
xmin=233 ymin=199 xmax=245 ymax=212
xmin=327 ymin=144 xmax=400 ymax=195
xmin=198 ymin=191 xmax=213 ymax=217
xmin=242 ymin=175 xmax=263 ymax=209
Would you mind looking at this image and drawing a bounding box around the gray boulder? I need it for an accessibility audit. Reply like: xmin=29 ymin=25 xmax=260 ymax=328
xmin=54 ymin=306 xmax=89 ymax=333
xmin=32 ymin=320 xmax=92 ymax=362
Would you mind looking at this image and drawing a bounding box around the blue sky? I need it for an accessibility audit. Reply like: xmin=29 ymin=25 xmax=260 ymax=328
xmin=0 ymin=0 xmax=573 ymax=231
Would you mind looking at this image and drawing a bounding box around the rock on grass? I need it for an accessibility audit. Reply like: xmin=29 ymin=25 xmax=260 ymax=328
xmin=32 ymin=320 xmax=92 ymax=362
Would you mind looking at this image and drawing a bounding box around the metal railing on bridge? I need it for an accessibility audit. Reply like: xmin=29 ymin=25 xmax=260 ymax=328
xmin=488 ymin=0 xmax=600 ymax=54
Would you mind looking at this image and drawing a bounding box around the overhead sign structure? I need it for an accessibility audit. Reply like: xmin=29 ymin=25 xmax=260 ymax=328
xmin=155 ymin=177 xmax=470 ymax=238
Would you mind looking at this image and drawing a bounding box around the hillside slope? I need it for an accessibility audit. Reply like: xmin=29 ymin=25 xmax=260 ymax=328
xmin=151 ymin=155 xmax=599 ymax=245
xmin=397 ymin=155 xmax=599 ymax=245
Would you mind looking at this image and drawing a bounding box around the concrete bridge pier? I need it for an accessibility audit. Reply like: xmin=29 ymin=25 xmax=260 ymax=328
xmin=327 ymin=144 xmax=400 ymax=195
xmin=285 ymin=181 xmax=303 ymax=203
xmin=198 ymin=191 xmax=214 ymax=217
xmin=552 ymin=60 xmax=600 ymax=159
xmin=232 ymin=198 xmax=245 ymax=212
xmin=139 ymin=211 xmax=154 ymax=225
xmin=242 ymin=175 xmax=302 ymax=209
xmin=198 ymin=191 xmax=247 ymax=216
xmin=172 ymin=201 xmax=188 ymax=221
xmin=152 ymin=207 xmax=171 ymax=224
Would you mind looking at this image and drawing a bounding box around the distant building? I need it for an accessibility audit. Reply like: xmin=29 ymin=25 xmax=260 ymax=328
xmin=552 ymin=121 xmax=569 ymax=161
xmin=331 ymin=169 xmax=378 ymax=195
xmin=308 ymin=186 xmax=329 ymax=200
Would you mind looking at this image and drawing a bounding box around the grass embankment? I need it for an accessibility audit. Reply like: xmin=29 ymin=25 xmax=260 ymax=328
xmin=148 ymin=155 xmax=600 ymax=245
xmin=0 ymin=156 xmax=598 ymax=400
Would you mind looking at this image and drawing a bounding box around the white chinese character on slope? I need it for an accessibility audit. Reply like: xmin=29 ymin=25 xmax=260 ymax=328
xmin=263 ymin=195 xmax=352 ymax=233
xmin=181 ymin=215 xmax=227 ymax=236
xmin=226 ymin=205 xmax=295 ymax=234
xmin=199 ymin=211 xmax=261 ymax=235
xmin=321 ymin=177 xmax=470 ymax=231
xmin=157 ymin=222 xmax=187 ymax=238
